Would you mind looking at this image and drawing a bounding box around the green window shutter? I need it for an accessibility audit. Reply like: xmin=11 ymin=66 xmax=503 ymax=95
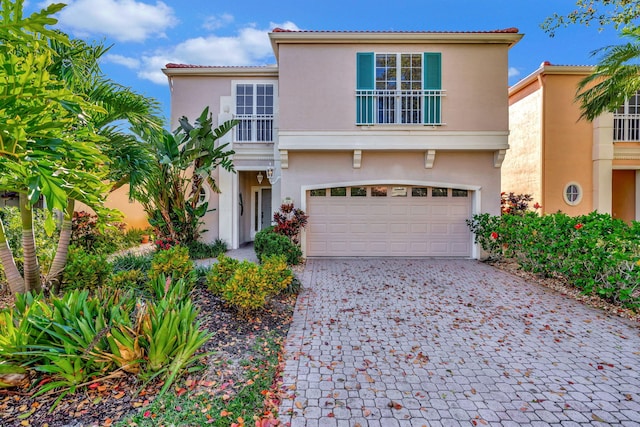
xmin=356 ymin=52 xmax=374 ymax=124
xmin=423 ymin=52 xmax=442 ymax=124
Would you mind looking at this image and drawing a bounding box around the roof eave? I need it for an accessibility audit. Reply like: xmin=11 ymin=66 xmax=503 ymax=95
xmin=509 ymin=64 xmax=594 ymax=96
xmin=162 ymin=65 xmax=279 ymax=77
xmin=269 ymin=31 xmax=524 ymax=60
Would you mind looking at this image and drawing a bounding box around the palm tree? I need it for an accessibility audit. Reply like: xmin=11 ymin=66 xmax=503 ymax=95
xmin=46 ymin=38 xmax=164 ymax=286
xmin=577 ymin=26 xmax=640 ymax=121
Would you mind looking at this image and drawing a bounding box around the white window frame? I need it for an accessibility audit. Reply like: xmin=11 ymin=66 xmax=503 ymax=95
xmin=614 ymin=92 xmax=640 ymax=141
xmin=232 ymin=80 xmax=278 ymax=143
xmin=375 ymin=53 xmax=423 ymax=125
xmin=563 ymin=182 xmax=583 ymax=206
xmin=196 ymin=185 xmax=210 ymax=207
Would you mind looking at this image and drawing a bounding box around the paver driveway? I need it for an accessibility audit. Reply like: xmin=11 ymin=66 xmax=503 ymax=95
xmin=278 ymin=259 xmax=640 ymax=427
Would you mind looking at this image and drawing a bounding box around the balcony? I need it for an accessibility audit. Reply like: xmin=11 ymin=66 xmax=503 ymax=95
xmin=356 ymin=89 xmax=445 ymax=126
xmin=613 ymin=113 xmax=640 ymax=142
xmin=234 ymin=114 xmax=274 ymax=142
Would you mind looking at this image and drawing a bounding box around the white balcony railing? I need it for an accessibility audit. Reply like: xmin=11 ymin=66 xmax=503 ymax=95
xmin=356 ymin=89 xmax=445 ymax=125
xmin=234 ymin=114 xmax=274 ymax=142
xmin=613 ymin=113 xmax=640 ymax=142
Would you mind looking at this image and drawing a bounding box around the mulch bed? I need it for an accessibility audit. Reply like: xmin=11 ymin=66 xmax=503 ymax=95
xmin=0 ymin=283 xmax=297 ymax=427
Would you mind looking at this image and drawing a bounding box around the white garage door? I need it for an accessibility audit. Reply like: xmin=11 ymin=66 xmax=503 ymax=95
xmin=306 ymin=185 xmax=472 ymax=257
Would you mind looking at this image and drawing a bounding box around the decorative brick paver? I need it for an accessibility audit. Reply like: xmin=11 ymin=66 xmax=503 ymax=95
xmin=279 ymin=259 xmax=640 ymax=426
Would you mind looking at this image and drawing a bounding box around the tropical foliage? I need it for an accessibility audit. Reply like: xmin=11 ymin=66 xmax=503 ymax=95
xmin=576 ymin=26 xmax=640 ymax=120
xmin=134 ymin=108 xmax=236 ymax=245
xmin=0 ymin=0 xmax=162 ymax=295
xmin=207 ymin=254 xmax=292 ymax=315
xmin=542 ymin=0 xmax=640 ymax=35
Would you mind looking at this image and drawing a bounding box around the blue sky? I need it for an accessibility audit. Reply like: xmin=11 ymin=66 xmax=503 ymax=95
xmin=34 ymin=0 xmax=626 ymax=123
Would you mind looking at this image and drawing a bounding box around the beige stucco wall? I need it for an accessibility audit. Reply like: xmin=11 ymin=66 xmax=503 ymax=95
xmin=277 ymin=43 xmax=510 ymax=132
xmin=75 ymin=185 xmax=149 ymax=230
xmin=542 ymin=74 xmax=594 ymax=216
xmin=168 ymin=76 xmax=230 ymax=129
xmin=503 ymin=82 xmax=542 ymax=204
xmin=281 ymin=150 xmax=501 ymax=212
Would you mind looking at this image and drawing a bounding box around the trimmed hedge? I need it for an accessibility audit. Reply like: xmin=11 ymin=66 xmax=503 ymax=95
xmin=254 ymin=226 xmax=302 ymax=265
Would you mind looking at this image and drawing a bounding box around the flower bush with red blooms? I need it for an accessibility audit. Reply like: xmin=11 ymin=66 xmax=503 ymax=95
xmin=154 ymin=237 xmax=176 ymax=251
xmin=273 ymin=203 xmax=308 ymax=245
xmin=501 ymin=192 xmax=534 ymax=215
xmin=467 ymin=211 xmax=640 ymax=309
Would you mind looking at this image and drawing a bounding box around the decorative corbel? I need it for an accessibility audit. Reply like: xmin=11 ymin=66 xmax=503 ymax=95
xmin=494 ymin=149 xmax=507 ymax=168
xmin=353 ymin=150 xmax=362 ymax=169
xmin=280 ymin=149 xmax=289 ymax=169
xmin=424 ymin=150 xmax=436 ymax=169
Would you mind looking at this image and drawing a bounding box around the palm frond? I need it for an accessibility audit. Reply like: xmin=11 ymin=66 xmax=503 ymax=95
xmin=577 ymin=27 xmax=640 ymax=121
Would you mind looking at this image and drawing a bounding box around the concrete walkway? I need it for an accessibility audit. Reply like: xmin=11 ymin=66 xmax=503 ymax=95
xmin=194 ymin=242 xmax=258 ymax=268
xmin=279 ymin=259 xmax=640 ymax=427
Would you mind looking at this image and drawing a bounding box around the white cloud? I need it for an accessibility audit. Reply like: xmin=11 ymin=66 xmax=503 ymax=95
xmin=103 ymin=53 xmax=140 ymax=69
xmin=49 ymin=0 xmax=178 ymax=43
xmin=128 ymin=21 xmax=300 ymax=85
xmin=202 ymin=13 xmax=234 ymax=31
xmin=508 ymin=67 xmax=520 ymax=78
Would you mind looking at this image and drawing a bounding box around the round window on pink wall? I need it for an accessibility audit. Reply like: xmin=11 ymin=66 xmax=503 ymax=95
xmin=563 ymin=182 xmax=582 ymax=206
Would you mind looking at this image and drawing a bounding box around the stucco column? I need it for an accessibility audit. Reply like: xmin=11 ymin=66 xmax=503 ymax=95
xmin=592 ymin=113 xmax=614 ymax=214
xmin=218 ymin=103 xmax=238 ymax=249
xmin=218 ymin=169 xmax=239 ymax=249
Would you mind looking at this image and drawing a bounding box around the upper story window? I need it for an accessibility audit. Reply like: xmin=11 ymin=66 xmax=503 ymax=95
xmin=356 ymin=52 xmax=444 ymax=126
xmin=613 ymin=91 xmax=640 ymax=142
xmin=234 ymin=83 xmax=275 ymax=142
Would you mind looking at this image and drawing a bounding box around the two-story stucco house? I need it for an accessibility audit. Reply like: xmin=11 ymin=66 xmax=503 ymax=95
xmin=504 ymin=62 xmax=640 ymax=223
xmin=163 ymin=28 xmax=523 ymax=258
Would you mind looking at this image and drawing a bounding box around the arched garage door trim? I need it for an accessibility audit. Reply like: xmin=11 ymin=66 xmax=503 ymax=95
xmin=300 ymin=180 xmax=482 ymax=259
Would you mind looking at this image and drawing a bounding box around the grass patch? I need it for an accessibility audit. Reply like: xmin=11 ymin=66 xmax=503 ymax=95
xmin=117 ymin=333 xmax=283 ymax=427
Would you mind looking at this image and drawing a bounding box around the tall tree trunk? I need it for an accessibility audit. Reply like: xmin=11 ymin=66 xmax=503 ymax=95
xmin=20 ymin=193 xmax=41 ymax=293
xmin=47 ymin=199 xmax=74 ymax=291
xmin=0 ymin=218 xmax=25 ymax=295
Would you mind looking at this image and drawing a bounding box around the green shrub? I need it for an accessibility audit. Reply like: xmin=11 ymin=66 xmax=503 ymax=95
xmin=207 ymin=255 xmax=293 ymax=315
xmin=148 ymin=245 xmax=194 ymax=283
xmin=61 ymin=246 xmax=112 ymax=291
xmin=71 ymin=211 xmax=140 ymax=256
xmin=206 ymin=254 xmax=240 ymax=295
xmin=186 ymin=238 xmax=227 ymax=259
xmin=148 ymin=274 xmax=194 ymax=304
xmin=0 ymin=287 xmax=210 ymax=406
xmin=111 ymin=253 xmax=153 ymax=274
xmin=107 ymin=269 xmax=146 ymax=291
xmin=261 ymin=254 xmax=293 ymax=296
xmin=254 ymin=227 xmax=302 ymax=265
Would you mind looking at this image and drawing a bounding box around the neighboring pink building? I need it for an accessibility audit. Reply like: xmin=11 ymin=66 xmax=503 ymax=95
xmin=163 ymin=28 xmax=523 ymax=258
xmin=505 ymin=63 xmax=640 ymax=223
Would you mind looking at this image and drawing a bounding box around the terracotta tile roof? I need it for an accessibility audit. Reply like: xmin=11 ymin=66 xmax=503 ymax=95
xmin=271 ymin=27 xmax=519 ymax=34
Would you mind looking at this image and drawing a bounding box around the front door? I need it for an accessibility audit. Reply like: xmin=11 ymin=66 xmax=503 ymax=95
xmin=612 ymin=170 xmax=636 ymax=223
xmin=251 ymin=186 xmax=272 ymax=239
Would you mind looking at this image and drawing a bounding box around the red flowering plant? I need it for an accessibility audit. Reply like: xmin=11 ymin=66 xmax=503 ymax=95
xmin=500 ymin=192 xmax=534 ymax=215
xmin=273 ymin=203 xmax=309 ymax=245
xmin=155 ymin=237 xmax=176 ymax=251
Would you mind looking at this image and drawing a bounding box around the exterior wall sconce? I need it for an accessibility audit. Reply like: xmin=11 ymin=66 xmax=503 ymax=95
xmin=256 ymin=171 xmax=264 ymax=184
xmin=266 ymin=167 xmax=280 ymax=185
